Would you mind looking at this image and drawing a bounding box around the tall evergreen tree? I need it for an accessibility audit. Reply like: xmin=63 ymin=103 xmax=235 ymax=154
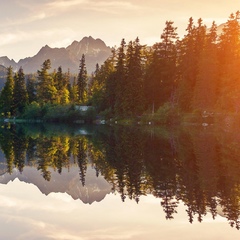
xmin=26 ymin=75 xmax=37 ymax=103
xmin=192 ymin=21 xmax=218 ymax=112
xmin=114 ymin=39 xmax=127 ymax=116
xmin=104 ymin=49 xmax=117 ymax=114
xmin=54 ymin=66 xmax=70 ymax=104
xmin=13 ymin=67 xmax=28 ymax=114
xmin=37 ymin=59 xmax=57 ymax=104
xmin=218 ymin=11 xmax=240 ymax=112
xmin=89 ymin=63 xmax=107 ymax=111
xmin=144 ymin=21 xmax=178 ymax=112
xmin=0 ymin=66 xmax=14 ymax=116
xmin=177 ymin=18 xmax=205 ymax=112
xmin=69 ymin=76 xmax=78 ymax=103
xmin=77 ymin=54 xmax=88 ymax=104
xmin=125 ymin=37 xmax=144 ymax=116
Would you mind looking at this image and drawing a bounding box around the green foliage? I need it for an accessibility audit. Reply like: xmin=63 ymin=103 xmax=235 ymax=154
xmin=144 ymin=21 xmax=178 ymax=112
xmin=77 ymin=54 xmax=88 ymax=104
xmin=0 ymin=66 xmax=14 ymax=116
xmin=82 ymin=107 xmax=97 ymax=122
xmin=54 ymin=66 xmax=70 ymax=104
xmin=13 ymin=67 xmax=28 ymax=115
xmin=21 ymin=101 xmax=42 ymax=120
xmin=43 ymin=104 xmax=72 ymax=122
xmin=26 ymin=75 xmax=37 ymax=103
xmin=37 ymin=59 xmax=57 ymax=104
xmin=142 ymin=102 xmax=179 ymax=124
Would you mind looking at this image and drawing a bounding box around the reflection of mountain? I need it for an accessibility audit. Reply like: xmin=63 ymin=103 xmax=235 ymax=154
xmin=0 ymin=151 xmax=8 ymax=175
xmin=0 ymin=165 xmax=112 ymax=204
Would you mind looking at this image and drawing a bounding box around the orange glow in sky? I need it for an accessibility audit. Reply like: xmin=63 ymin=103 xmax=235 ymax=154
xmin=0 ymin=0 xmax=238 ymax=61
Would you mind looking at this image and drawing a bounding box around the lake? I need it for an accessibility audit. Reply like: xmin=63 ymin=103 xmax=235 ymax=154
xmin=0 ymin=123 xmax=240 ymax=240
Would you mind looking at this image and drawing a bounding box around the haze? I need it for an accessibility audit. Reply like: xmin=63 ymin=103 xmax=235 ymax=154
xmin=0 ymin=0 xmax=238 ymax=61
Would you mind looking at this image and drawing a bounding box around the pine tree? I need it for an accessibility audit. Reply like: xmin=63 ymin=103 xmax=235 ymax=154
xmin=144 ymin=21 xmax=178 ymax=112
xmin=159 ymin=21 xmax=178 ymax=107
xmin=69 ymin=76 xmax=78 ymax=103
xmin=54 ymin=66 xmax=70 ymax=104
xmin=37 ymin=59 xmax=57 ymax=104
xmin=125 ymin=37 xmax=144 ymax=116
xmin=114 ymin=39 xmax=127 ymax=116
xmin=0 ymin=66 xmax=14 ymax=116
xmin=192 ymin=21 xmax=218 ymax=112
xmin=13 ymin=67 xmax=28 ymax=115
xmin=218 ymin=11 xmax=240 ymax=112
xmin=26 ymin=74 xmax=37 ymax=103
xmin=77 ymin=54 xmax=88 ymax=104
xmin=177 ymin=18 xmax=205 ymax=112
xmin=104 ymin=49 xmax=117 ymax=114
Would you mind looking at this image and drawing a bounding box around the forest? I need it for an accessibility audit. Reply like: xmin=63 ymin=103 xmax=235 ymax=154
xmin=0 ymin=11 xmax=240 ymax=123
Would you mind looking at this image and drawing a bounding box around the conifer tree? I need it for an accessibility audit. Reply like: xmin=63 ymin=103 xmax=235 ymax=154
xmin=77 ymin=54 xmax=88 ymax=104
xmin=114 ymin=39 xmax=127 ymax=116
xmin=26 ymin=75 xmax=37 ymax=103
xmin=0 ymin=66 xmax=14 ymax=116
xmin=218 ymin=11 xmax=240 ymax=112
xmin=125 ymin=37 xmax=144 ymax=116
xmin=37 ymin=59 xmax=57 ymax=104
xmin=13 ymin=67 xmax=28 ymax=114
xmin=144 ymin=21 xmax=178 ymax=112
xmin=69 ymin=76 xmax=78 ymax=103
xmin=104 ymin=49 xmax=117 ymax=114
xmin=54 ymin=66 xmax=70 ymax=104
xmin=193 ymin=21 xmax=218 ymax=112
xmin=177 ymin=17 xmax=204 ymax=112
xmin=91 ymin=58 xmax=115 ymax=112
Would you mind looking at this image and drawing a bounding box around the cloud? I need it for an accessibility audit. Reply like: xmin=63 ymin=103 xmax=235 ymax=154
xmin=0 ymin=28 xmax=74 ymax=47
xmin=47 ymin=0 xmax=87 ymax=8
xmin=0 ymin=27 xmax=77 ymax=61
xmin=45 ymin=0 xmax=141 ymax=15
xmin=0 ymin=33 xmax=18 ymax=47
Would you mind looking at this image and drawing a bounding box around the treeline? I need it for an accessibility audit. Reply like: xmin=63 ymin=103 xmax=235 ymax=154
xmin=91 ymin=11 xmax=240 ymax=120
xmin=1 ymin=12 xmax=240 ymax=122
xmin=0 ymin=56 xmax=91 ymax=121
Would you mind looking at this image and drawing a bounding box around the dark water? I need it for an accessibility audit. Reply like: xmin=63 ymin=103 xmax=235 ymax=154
xmin=0 ymin=123 xmax=240 ymax=239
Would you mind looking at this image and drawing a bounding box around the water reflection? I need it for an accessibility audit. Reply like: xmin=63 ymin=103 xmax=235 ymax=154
xmin=0 ymin=123 xmax=240 ymax=229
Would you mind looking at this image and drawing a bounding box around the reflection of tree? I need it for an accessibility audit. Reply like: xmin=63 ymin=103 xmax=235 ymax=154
xmin=13 ymin=131 xmax=27 ymax=173
xmin=36 ymin=136 xmax=70 ymax=180
xmin=26 ymin=137 xmax=38 ymax=164
xmin=180 ymin=130 xmax=206 ymax=223
xmin=144 ymin=132 xmax=179 ymax=219
xmin=36 ymin=137 xmax=54 ymax=181
xmin=0 ymin=125 xmax=26 ymax=173
xmin=102 ymin=127 xmax=146 ymax=203
xmin=53 ymin=136 xmax=70 ymax=174
xmin=1 ymin=124 xmax=240 ymax=229
xmin=75 ymin=137 xmax=88 ymax=186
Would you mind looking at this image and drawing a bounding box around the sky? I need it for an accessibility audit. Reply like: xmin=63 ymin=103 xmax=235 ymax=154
xmin=0 ymin=0 xmax=238 ymax=62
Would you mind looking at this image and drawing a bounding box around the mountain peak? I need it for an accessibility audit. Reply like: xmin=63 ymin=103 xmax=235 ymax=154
xmin=0 ymin=36 xmax=112 ymax=74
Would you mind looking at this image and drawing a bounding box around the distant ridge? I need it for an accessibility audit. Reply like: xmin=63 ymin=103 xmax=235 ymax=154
xmin=0 ymin=65 xmax=7 ymax=77
xmin=0 ymin=36 xmax=112 ymax=74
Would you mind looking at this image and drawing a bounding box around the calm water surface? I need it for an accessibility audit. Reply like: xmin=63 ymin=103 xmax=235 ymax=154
xmin=0 ymin=123 xmax=240 ymax=240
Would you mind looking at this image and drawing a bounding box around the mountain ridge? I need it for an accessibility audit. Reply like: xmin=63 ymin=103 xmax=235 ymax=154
xmin=0 ymin=36 xmax=112 ymax=74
